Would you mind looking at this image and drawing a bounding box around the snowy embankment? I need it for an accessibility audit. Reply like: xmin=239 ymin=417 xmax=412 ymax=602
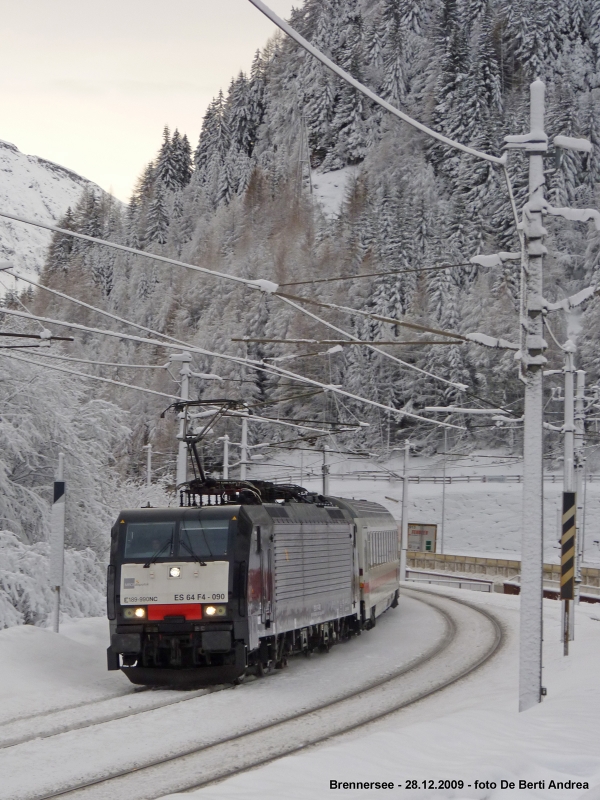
xmin=161 ymin=590 xmax=600 ymax=800
xmin=0 ymin=139 xmax=100 ymax=281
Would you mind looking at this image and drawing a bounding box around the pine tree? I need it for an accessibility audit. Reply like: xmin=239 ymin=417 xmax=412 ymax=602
xmin=155 ymin=125 xmax=181 ymax=191
xmin=194 ymin=91 xmax=232 ymax=206
xmin=170 ymin=130 xmax=193 ymax=187
xmin=397 ymin=0 xmax=428 ymax=35
xmin=503 ymin=0 xmax=561 ymax=81
xmin=380 ymin=0 xmax=406 ymax=104
xmin=323 ymin=1 xmax=368 ymax=168
xmin=247 ymin=51 xmax=266 ymax=155
xmin=145 ymin=185 xmax=170 ymax=245
xmin=589 ymin=0 xmax=600 ymax=68
xmin=228 ymin=72 xmax=254 ymax=156
xmin=46 ymin=207 xmax=75 ymax=272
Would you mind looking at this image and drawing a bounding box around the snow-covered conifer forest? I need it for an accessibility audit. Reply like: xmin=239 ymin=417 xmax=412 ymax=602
xmin=3 ymin=0 xmax=600 ymax=626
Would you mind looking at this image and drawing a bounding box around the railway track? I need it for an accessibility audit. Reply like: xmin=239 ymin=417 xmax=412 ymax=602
xmin=0 ymin=686 xmax=224 ymax=752
xmin=7 ymin=588 xmax=503 ymax=800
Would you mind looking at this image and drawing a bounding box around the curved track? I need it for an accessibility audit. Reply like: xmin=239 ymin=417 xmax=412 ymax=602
xmin=5 ymin=588 xmax=503 ymax=800
xmin=0 ymin=686 xmax=223 ymax=752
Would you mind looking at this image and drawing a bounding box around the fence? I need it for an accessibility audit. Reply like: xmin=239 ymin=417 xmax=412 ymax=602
xmin=406 ymin=568 xmax=495 ymax=593
xmin=328 ymin=472 xmax=600 ymax=484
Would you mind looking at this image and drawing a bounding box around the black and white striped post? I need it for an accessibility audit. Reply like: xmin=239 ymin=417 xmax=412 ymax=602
xmin=50 ymin=453 xmax=65 ymax=633
xmin=561 ymin=491 xmax=576 ymax=656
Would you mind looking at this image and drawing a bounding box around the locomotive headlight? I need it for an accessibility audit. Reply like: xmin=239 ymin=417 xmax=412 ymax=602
xmin=169 ymin=566 xmax=181 ymax=578
xmin=204 ymin=605 xmax=227 ymax=617
xmin=134 ymin=607 xmax=146 ymax=618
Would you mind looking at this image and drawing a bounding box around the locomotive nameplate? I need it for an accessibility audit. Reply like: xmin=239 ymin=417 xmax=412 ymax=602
xmin=120 ymin=561 xmax=229 ymax=605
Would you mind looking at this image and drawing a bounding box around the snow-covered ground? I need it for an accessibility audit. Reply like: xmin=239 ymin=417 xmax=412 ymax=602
xmin=311 ymin=166 xmax=358 ymax=218
xmin=0 ymin=139 xmax=102 ymax=285
xmin=0 ymin=617 xmax=131 ymax=725
xmin=161 ymin=589 xmax=600 ymax=800
xmin=1 ymin=591 xmax=599 ymax=800
xmin=248 ymin=450 xmax=600 ymax=566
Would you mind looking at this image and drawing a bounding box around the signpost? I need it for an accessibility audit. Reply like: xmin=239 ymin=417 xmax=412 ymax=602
xmin=407 ymin=524 xmax=437 ymax=553
xmin=49 ymin=453 xmax=65 ymax=634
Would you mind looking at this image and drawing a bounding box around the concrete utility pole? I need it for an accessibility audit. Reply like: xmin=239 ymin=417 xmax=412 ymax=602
xmin=441 ymin=428 xmax=447 ymax=555
xmin=143 ymin=444 xmax=152 ymax=489
xmin=49 ymin=453 xmax=65 ymax=634
xmin=220 ymin=434 xmax=230 ymax=480
xmin=240 ymin=417 xmax=248 ymax=480
xmin=170 ymin=352 xmax=192 ymax=489
xmin=574 ymin=370 xmax=586 ymax=603
xmin=400 ymin=441 xmax=410 ymax=582
xmin=506 ymin=80 xmax=547 ymax=711
xmin=322 ymin=445 xmax=330 ymax=495
xmin=562 ymin=348 xmax=576 ymax=650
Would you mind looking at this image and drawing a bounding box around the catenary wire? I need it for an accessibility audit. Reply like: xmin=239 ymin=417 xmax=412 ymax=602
xmin=0 ymin=351 xmax=180 ymax=400
xmin=278 ymin=262 xmax=478 ymax=287
xmin=0 ymin=307 xmax=464 ymax=430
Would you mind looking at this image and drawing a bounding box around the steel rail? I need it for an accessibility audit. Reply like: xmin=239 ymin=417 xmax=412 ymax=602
xmin=27 ymin=589 xmax=502 ymax=800
xmin=0 ymin=687 xmax=223 ymax=752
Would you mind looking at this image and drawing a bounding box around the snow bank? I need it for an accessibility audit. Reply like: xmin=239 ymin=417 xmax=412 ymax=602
xmin=0 ymin=616 xmax=128 ymax=723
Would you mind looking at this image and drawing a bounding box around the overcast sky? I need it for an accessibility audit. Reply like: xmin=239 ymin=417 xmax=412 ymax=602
xmin=0 ymin=0 xmax=297 ymax=201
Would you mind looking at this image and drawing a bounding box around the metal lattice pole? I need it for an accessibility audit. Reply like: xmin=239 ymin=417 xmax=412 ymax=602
xmin=574 ymin=370 xmax=586 ymax=601
xmin=322 ymin=445 xmax=330 ymax=495
xmin=222 ymin=434 xmax=229 ymax=480
xmin=441 ymin=428 xmax=447 ymax=554
xmin=143 ymin=444 xmax=152 ymax=489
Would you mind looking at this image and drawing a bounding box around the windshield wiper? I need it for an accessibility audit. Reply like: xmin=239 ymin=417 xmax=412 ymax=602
xmin=180 ymin=529 xmax=207 ymax=567
xmin=143 ymin=532 xmax=173 ymax=568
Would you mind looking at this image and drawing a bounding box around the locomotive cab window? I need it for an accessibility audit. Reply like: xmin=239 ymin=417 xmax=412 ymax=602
xmin=180 ymin=518 xmax=229 ymax=559
xmin=124 ymin=522 xmax=175 ymax=559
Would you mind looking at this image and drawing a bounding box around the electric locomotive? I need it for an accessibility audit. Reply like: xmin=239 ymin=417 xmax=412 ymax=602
xmin=107 ymin=480 xmax=399 ymax=686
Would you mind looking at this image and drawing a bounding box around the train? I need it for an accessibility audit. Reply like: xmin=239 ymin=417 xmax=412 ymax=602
xmin=106 ymin=479 xmax=400 ymax=687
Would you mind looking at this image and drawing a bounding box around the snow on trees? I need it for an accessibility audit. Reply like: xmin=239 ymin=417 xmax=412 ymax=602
xmin=10 ymin=0 xmax=600 ymax=628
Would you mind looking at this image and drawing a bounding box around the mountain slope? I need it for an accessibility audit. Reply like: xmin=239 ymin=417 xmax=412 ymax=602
xmin=26 ymin=0 xmax=600 ymax=473
xmin=0 ymin=140 xmax=104 ymax=280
